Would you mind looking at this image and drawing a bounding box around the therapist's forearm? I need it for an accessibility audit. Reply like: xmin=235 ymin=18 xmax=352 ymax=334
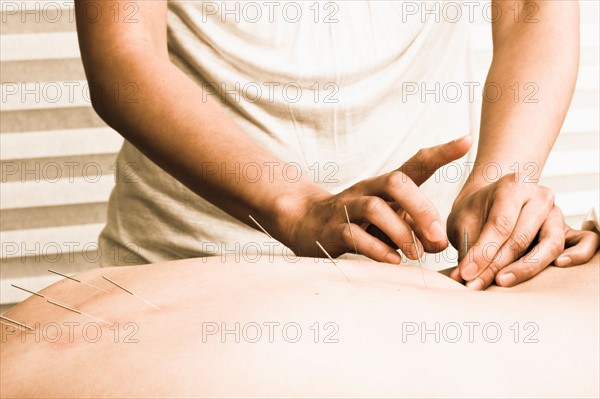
xmin=87 ymin=50 xmax=323 ymax=242
xmin=463 ymin=0 xmax=579 ymax=192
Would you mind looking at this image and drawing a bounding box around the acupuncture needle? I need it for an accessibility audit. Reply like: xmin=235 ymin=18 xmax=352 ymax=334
xmin=102 ymin=275 xmax=161 ymax=310
xmin=46 ymin=299 xmax=110 ymax=325
xmin=411 ymin=231 xmax=427 ymax=289
xmin=343 ymin=205 xmax=359 ymax=257
xmin=248 ymin=214 xmax=273 ymax=239
xmin=0 ymin=315 xmax=34 ymax=331
xmin=10 ymin=284 xmax=111 ymax=326
xmin=0 ymin=314 xmax=65 ymax=342
xmin=0 ymin=320 xmax=28 ymax=332
xmin=48 ymin=269 xmax=110 ymax=294
xmin=316 ymin=241 xmax=351 ymax=283
xmin=11 ymin=284 xmax=45 ymax=298
xmin=0 ymin=317 xmax=62 ymax=342
xmin=463 ymin=228 xmax=469 ymax=259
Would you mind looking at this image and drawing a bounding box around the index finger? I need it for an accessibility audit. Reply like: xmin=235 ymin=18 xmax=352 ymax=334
xmin=460 ymin=190 xmax=525 ymax=281
xmin=399 ymin=134 xmax=473 ymax=186
xmin=363 ymin=171 xmax=447 ymax=248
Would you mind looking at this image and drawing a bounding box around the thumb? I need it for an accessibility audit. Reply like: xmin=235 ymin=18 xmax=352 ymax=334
xmin=399 ymin=134 xmax=473 ymax=186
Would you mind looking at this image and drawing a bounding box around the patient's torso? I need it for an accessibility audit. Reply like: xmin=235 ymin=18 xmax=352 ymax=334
xmin=1 ymin=255 xmax=598 ymax=398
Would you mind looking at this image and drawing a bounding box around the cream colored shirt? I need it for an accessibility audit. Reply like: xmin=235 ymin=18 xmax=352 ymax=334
xmin=99 ymin=1 xmax=476 ymax=266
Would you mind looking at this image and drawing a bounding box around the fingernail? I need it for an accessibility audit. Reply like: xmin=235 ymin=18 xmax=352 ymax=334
xmin=497 ymin=273 xmax=516 ymax=287
xmin=462 ymin=262 xmax=478 ymax=280
xmin=555 ymin=255 xmax=571 ymax=267
xmin=428 ymin=220 xmax=446 ymax=242
xmin=386 ymin=251 xmax=401 ymax=264
xmin=466 ymin=278 xmax=483 ymax=290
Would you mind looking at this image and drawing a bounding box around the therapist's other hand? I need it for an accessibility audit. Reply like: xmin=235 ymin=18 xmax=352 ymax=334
xmin=286 ymin=135 xmax=473 ymax=264
xmin=448 ymin=175 xmax=565 ymax=289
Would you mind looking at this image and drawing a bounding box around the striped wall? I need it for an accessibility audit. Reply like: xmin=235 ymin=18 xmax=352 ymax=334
xmin=1 ymin=0 xmax=124 ymax=308
xmin=1 ymin=1 xmax=599 ymax=308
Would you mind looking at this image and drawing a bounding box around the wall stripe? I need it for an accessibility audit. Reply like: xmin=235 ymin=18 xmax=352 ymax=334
xmin=1 ymin=202 xmax=107 ymax=231
xmin=0 ymin=107 xmax=105 ymax=133
xmin=1 ymin=128 xmax=122 ymax=159
xmin=1 ymin=175 xmax=116 ymax=209
xmin=0 ymin=32 xmax=80 ymax=61
xmin=2 ymin=80 xmax=90 ymax=111
xmin=1 ymin=59 xmax=86 ymax=83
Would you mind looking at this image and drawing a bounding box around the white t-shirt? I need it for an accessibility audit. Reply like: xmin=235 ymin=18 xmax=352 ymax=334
xmin=99 ymin=1 xmax=477 ymax=266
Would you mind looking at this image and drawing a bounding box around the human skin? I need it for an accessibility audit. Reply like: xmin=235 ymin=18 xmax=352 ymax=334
xmin=75 ymin=1 xmax=583 ymax=286
xmin=447 ymin=0 xmax=580 ymax=289
xmin=0 ymin=254 xmax=598 ymax=398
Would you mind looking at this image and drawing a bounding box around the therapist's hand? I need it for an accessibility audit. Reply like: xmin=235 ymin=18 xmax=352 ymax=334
xmin=285 ymin=135 xmax=473 ymax=263
xmin=447 ymin=175 xmax=565 ymax=289
xmin=555 ymin=225 xmax=600 ymax=267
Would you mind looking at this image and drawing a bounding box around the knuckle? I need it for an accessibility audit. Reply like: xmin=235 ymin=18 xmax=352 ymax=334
xmin=415 ymin=201 xmax=437 ymax=219
xmin=500 ymin=173 xmax=518 ymax=186
xmin=363 ymin=196 xmax=386 ymax=215
xmin=514 ymin=181 xmax=530 ymax=198
xmin=509 ymin=230 xmax=532 ymax=252
xmin=538 ymin=186 xmax=555 ymax=204
xmin=493 ymin=185 xmax=512 ymax=201
xmin=344 ymin=184 xmax=359 ymax=195
xmin=386 ymin=171 xmax=408 ymax=186
xmin=413 ymin=148 xmax=426 ymax=161
xmin=490 ymin=214 xmax=514 ymax=238
xmin=486 ymin=262 xmax=501 ymax=277
xmin=549 ymin=236 xmax=564 ymax=255
xmin=552 ymin=205 xmax=564 ymax=219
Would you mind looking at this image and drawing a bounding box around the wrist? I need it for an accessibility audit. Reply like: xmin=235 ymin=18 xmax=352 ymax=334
xmin=270 ymin=183 xmax=329 ymax=246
